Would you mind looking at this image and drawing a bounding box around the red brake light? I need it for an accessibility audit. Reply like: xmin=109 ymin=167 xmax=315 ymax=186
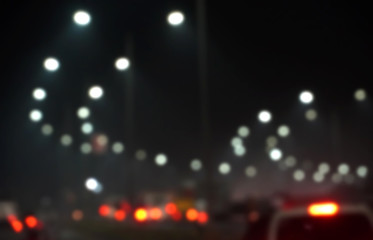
xmin=25 ymin=216 xmax=38 ymax=229
xmin=114 ymin=210 xmax=126 ymax=221
xmin=10 ymin=220 xmax=23 ymax=233
xmin=308 ymin=202 xmax=339 ymax=217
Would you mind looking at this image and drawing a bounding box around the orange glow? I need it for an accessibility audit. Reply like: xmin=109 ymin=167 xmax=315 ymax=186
xmin=248 ymin=211 xmax=260 ymax=222
xmin=72 ymin=210 xmax=84 ymax=221
xmin=165 ymin=202 xmax=177 ymax=215
xmin=98 ymin=204 xmax=111 ymax=217
xmin=186 ymin=208 xmax=199 ymax=222
xmin=308 ymin=202 xmax=339 ymax=217
xmin=114 ymin=210 xmax=126 ymax=221
xmin=134 ymin=208 xmax=148 ymax=222
xmin=149 ymin=208 xmax=163 ymax=221
xmin=10 ymin=220 xmax=23 ymax=233
xmin=7 ymin=214 xmax=17 ymax=222
xmin=25 ymin=216 xmax=38 ymax=229
xmin=197 ymin=211 xmax=209 ymax=224
xmin=171 ymin=211 xmax=182 ymax=221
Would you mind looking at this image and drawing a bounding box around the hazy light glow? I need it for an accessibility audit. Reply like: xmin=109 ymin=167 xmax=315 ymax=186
xmin=238 ymin=126 xmax=250 ymax=138
xmin=41 ymin=124 xmax=53 ymax=136
xmin=77 ymin=107 xmax=90 ymax=119
xmin=231 ymin=137 xmax=243 ymax=147
xmin=305 ymin=109 xmax=318 ymax=121
xmin=81 ymin=122 xmax=94 ymax=135
xmin=190 ymin=159 xmax=202 ymax=171
xmin=338 ymin=163 xmax=350 ymax=175
xmin=115 ymin=57 xmax=130 ymax=71
xmin=61 ymin=134 xmax=73 ymax=146
xmin=318 ymin=162 xmax=330 ymax=174
xmin=277 ymin=125 xmax=290 ymax=137
xmin=357 ymin=166 xmax=368 ymax=178
xmin=299 ymin=91 xmax=314 ymax=104
xmin=266 ymin=136 xmax=278 ymax=148
xmin=258 ymin=110 xmax=272 ymax=123
xmin=332 ymin=173 xmax=342 ymax=184
xmin=354 ymin=89 xmax=367 ymax=101
xmin=112 ymin=142 xmax=124 ymax=154
xmin=284 ymin=156 xmax=297 ymax=167
xmin=96 ymin=134 xmax=108 ymax=147
xmin=245 ymin=166 xmax=257 ymax=177
xmin=269 ymin=148 xmax=283 ymax=161
xmin=44 ymin=57 xmax=60 ymax=71
xmin=33 ymin=88 xmax=47 ymax=101
xmin=73 ymin=10 xmax=91 ymax=26
xmin=85 ymin=178 xmax=98 ymax=191
xmin=234 ymin=145 xmax=246 ymax=157
xmin=155 ymin=154 xmax=168 ymax=166
xmin=219 ymin=162 xmax=231 ymax=175
xmin=294 ymin=170 xmax=305 ymax=181
xmin=29 ymin=109 xmax=43 ymax=122
xmin=167 ymin=11 xmax=184 ymax=26
xmin=135 ymin=149 xmax=147 ymax=161
xmin=88 ymin=86 xmax=104 ymax=100
xmin=313 ymin=172 xmax=324 ymax=183
xmin=345 ymin=174 xmax=355 ymax=185
xmin=81 ymin=142 xmax=92 ymax=154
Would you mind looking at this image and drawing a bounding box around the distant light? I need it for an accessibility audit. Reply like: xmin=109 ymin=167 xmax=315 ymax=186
xmin=167 ymin=11 xmax=184 ymax=26
xmin=299 ymin=91 xmax=314 ymax=104
xmin=277 ymin=125 xmax=290 ymax=138
xmin=98 ymin=205 xmax=111 ymax=217
xmin=85 ymin=177 xmax=98 ymax=191
xmin=331 ymin=173 xmax=342 ymax=183
xmin=29 ymin=109 xmax=43 ymax=122
xmin=9 ymin=220 xmax=23 ymax=233
xmin=25 ymin=216 xmax=38 ymax=229
xmin=185 ymin=208 xmax=199 ymax=222
xmin=357 ymin=166 xmax=368 ymax=178
xmin=44 ymin=57 xmax=59 ymax=72
xmin=77 ymin=107 xmax=90 ymax=119
xmin=60 ymin=134 xmax=73 ymax=146
xmin=73 ymin=10 xmax=91 ymax=26
xmin=114 ymin=210 xmax=126 ymax=222
xmin=305 ymin=109 xmax=318 ymax=121
xmin=338 ymin=163 xmax=350 ymax=175
xmin=149 ymin=208 xmax=163 ymax=221
xmin=238 ymin=126 xmax=250 ymax=138
xmin=197 ymin=212 xmax=209 ymax=224
xmin=258 ymin=110 xmax=272 ymax=123
xmin=81 ymin=142 xmax=92 ymax=154
xmin=190 ymin=159 xmax=202 ymax=171
xmin=313 ymin=172 xmax=324 ymax=183
xmin=112 ymin=142 xmax=124 ymax=154
xmin=155 ymin=154 xmax=168 ymax=166
xmin=354 ymin=89 xmax=367 ymax=101
xmin=284 ymin=156 xmax=297 ymax=167
xmin=308 ymin=202 xmax=338 ymax=217
xmin=135 ymin=149 xmax=147 ymax=161
xmin=345 ymin=174 xmax=355 ymax=185
xmin=219 ymin=162 xmax=231 ymax=175
xmin=134 ymin=208 xmax=147 ymax=222
xmin=269 ymin=148 xmax=283 ymax=161
xmin=81 ymin=122 xmax=93 ymax=135
xmin=41 ymin=124 xmax=53 ymax=136
xmin=88 ymin=86 xmax=104 ymax=100
xmin=32 ymin=88 xmax=47 ymax=101
xmin=266 ymin=136 xmax=278 ymax=148
xmin=318 ymin=162 xmax=330 ymax=174
xmin=72 ymin=210 xmax=84 ymax=221
xmin=165 ymin=203 xmax=178 ymax=215
xmin=234 ymin=145 xmax=246 ymax=157
xmin=96 ymin=134 xmax=108 ymax=147
xmin=245 ymin=166 xmax=257 ymax=178
xmin=294 ymin=169 xmax=305 ymax=181
xmin=231 ymin=137 xmax=243 ymax=147
xmin=115 ymin=57 xmax=130 ymax=71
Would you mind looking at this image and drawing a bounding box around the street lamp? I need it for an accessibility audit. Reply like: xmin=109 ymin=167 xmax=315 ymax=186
xmin=167 ymin=11 xmax=185 ymax=26
xmin=258 ymin=110 xmax=272 ymax=123
xmin=299 ymin=90 xmax=314 ymax=104
xmin=43 ymin=57 xmax=59 ymax=72
xmin=115 ymin=57 xmax=130 ymax=71
xmin=32 ymin=88 xmax=47 ymax=101
xmin=73 ymin=10 xmax=91 ymax=26
xmin=88 ymin=85 xmax=104 ymax=100
xmin=29 ymin=109 xmax=43 ymax=122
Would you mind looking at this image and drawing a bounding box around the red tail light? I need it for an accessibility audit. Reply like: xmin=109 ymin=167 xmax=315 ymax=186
xmin=10 ymin=220 xmax=23 ymax=233
xmin=98 ymin=204 xmax=111 ymax=217
xmin=114 ymin=210 xmax=126 ymax=221
xmin=197 ymin=211 xmax=209 ymax=224
xmin=308 ymin=202 xmax=339 ymax=217
xmin=186 ymin=208 xmax=199 ymax=222
xmin=25 ymin=215 xmax=38 ymax=229
xmin=149 ymin=207 xmax=163 ymax=221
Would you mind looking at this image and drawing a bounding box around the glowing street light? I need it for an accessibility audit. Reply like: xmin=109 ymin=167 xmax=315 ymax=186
xmin=237 ymin=126 xmax=250 ymax=138
xmin=81 ymin=122 xmax=93 ymax=135
xmin=88 ymin=86 xmax=104 ymax=100
xmin=258 ymin=110 xmax=272 ymax=123
xmin=115 ymin=57 xmax=130 ymax=71
xmin=277 ymin=125 xmax=290 ymax=137
xmin=167 ymin=11 xmax=184 ymax=26
xmin=43 ymin=57 xmax=59 ymax=72
xmin=32 ymin=88 xmax=47 ymax=101
xmin=112 ymin=142 xmax=124 ymax=154
xmin=190 ymin=159 xmax=202 ymax=171
xmin=354 ymin=89 xmax=367 ymax=101
xmin=41 ymin=124 xmax=53 ymax=136
xmin=85 ymin=177 xmax=103 ymax=193
xmin=357 ymin=165 xmax=368 ymax=178
xmin=294 ymin=169 xmax=305 ymax=182
xmin=269 ymin=148 xmax=282 ymax=161
xmin=80 ymin=142 xmax=92 ymax=154
xmin=73 ymin=10 xmax=91 ymax=26
xmin=29 ymin=109 xmax=43 ymax=122
xmin=60 ymin=134 xmax=73 ymax=146
xmin=299 ymin=91 xmax=314 ymax=104
xmin=155 ymin=154 xmax=168 ymax=166
xmin=219 ymin=162 xmax=231 ymax=175
xmin=234 ymin=145 xmax=246 ymax=157
xmin=77 ymin=107 xmax=90 ymax=119
xmin=338 ymin=163 xmax=350 ymax=175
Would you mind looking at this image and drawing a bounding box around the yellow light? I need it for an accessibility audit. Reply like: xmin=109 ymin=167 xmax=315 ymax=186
xmin=308 ymin=202 xmax=339 ymax=217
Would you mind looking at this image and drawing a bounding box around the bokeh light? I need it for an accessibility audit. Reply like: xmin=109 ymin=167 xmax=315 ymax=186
xmin=331 ymin=173 xmax=343 ymax=184
xmin=245 ymin=166 xmax=257 ymax=178
xmin=32 ymin=88 xmax=47 ymax=101
xmin=318 ymin=162 xmax=330 ymax=174
xmin=294 ymin=169 xmax=305 ymax=182
xmin=29 ymin=109 xmax=43 ymax=122
xmin=313 ymin=172 xmax=324 ymax=183
xmin=81 ymin=142 xmax=92 ymax=154
xmin=190 ymin=159 xmax=202 ymax=171
xmin=305 ymin=109 xmax=318 ymax=121
xmin=60 ymin=134 xmax=73 ymax=146
xmin=186 ymin=208 xmax=198 ymax=222
xmin=234 ymin=145 xmax=246 ymax=157
xmin=115 ymin=57 xmax=130 ymax=71
xmin=354 ymin=89 xmax=367 ymax=101
xmin=81 ymin=122 xmax=94 ymax=135
xmin=41 ymin=124 xmax=53 ymax=136
xmin=269 ymin=148 xmax=283 ymax=161
xmin=72 ymin=210 xmax=84 ymax=221
xmin=284 ymin=156 xmax=297 ymax=167
xmin=44 ymin=57 xmax=59 ymax=71
xmin=258 ymin=110 xmax=272 ymax=123
xmin=73 ymin=10 xmax=91 ymax=26
xmin=277 ymin=125 xmax=290 ymax=137
xmin=219 ymin=162 xmax=231 ymax=175
xmin=112 ymin=142 xmax=124 ymax=154
xmin=357 ymin=165 xmax=368 ymax=178
xmin=88 ymin=86 xmax=104 ymax=100
xmin=77 ymin=107 xmax=90 ymax=119
xmin=134 ymin=208 xmax=147 ymax=222
xmin=237 ymin=126 xmax=250 ymax=138
xmin=299 ymin=90 xmax=314 ymax=104
xmin=167 ymin=11 xmax=184 ymax=26
xmin=85 ymin=177 xmax=98 ymax=191
xmin=114 ymin=210 xmax=126 ymax=221
xmin=338 ymin=163 xmax=350 ymax=175
xmin=231 ymin=137 xmax=243 ymax=147
xmin=135 ymin=149 xmax=147 ymax=161
xmin=155 ymin=154 xmax=168 ymax=166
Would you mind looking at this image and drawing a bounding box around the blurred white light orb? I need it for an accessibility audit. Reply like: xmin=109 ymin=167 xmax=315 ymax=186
xmin=41 ymin=124 xmax=53 ymax=136
xmin=115 ymin=57 xmax=130 ymax=71
xmin=293 ymin=170 xmax=305 ymax=181
xmin=305 ymin=109 xmax=318 ymax=121
xmin=245 ymin=166 xmax=257 ymax=177
xmin=231 ymin=137 xmax=243 ymax=147
xmin=237 ymin=126 xmax=250 ymax=138
xmin=277 ymin=125 xmax=290 ymax=138
xmin=85 ymin=178 xmax=98 ymax=191
xmin=80 ymin=142 xmax=92 ymax=154
xmin=258 ymin=110 xmax=272 ymax=123
xmin=313 ymin=172 xmax=324 ymax=183
xmin=112 ymin=142 xmax=124 ymax=154
xmin=81 ymin=122 xmax=93 ymax=134
xmin=318 ymin=162 xmax=330 ymax=174
xmin=269 ymin=148 xmax=283 ymax=161
xmin=33 ymin=88 xmax=47 ymax=101
xmin=167 ymin=11 xmax=184 ymax=26
xmin=44 ymin=57 xmax=60 ymax=71
xmin=219 ymin=162 xmax=231 ymax=175
xmin=60 ymin=134 xmax=73 ymax=146
xmin=357 ymin=166 xmax=368 ymax=178
xmin=266 ymin=136 xmax=278 ymax=148
xmin=299 ymin=91 xmax=314 ymax=104
xmin=73 ymin=10 xmax=91 ymax=26
xmin=338 ymin=163 xmax=350 ymax=175
xmin=354 ymin=89 xmax=367 ymax=101
xmin=88 ymin=86 xmax=104 ymax=100
xmin=284 ymin=156 xmax=297 ymax=167
xmin=155 ymin=154 xmax=168 ymax=166
xmin=77 ymin=107 xmax=90 ymax=119
xmin=190 ymin=159 xmax=203 ymax=171
xmin=234 ymin=145 xmax=246 ymax=157
xmin=29 ymin=109 xmax=43 ymax=122
xmin=135 ymin=149 xmax=147 ymax=161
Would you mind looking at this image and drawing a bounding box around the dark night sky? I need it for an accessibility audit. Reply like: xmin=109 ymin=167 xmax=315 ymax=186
xmin=1 ymin=1 xmax=373 ymax=207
